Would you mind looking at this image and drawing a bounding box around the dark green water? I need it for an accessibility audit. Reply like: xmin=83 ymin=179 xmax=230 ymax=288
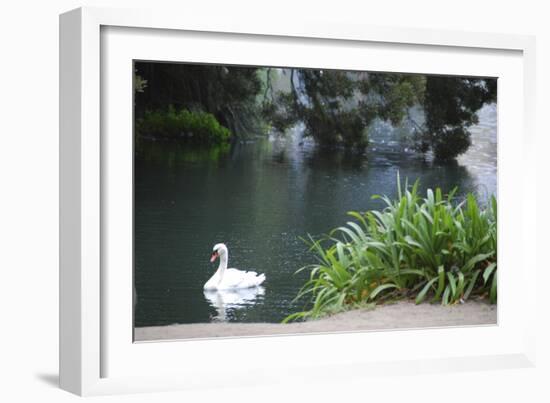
xmin=134 ymin=105 xmax=497 ymax=327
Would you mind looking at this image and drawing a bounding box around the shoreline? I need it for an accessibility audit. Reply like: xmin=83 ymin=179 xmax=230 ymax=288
xmin=134 ymin=300 xmax=497 ymax=342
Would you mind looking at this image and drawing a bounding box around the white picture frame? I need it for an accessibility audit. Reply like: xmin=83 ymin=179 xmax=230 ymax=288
xmin=60 ymin=6 xmax=537 ymax=396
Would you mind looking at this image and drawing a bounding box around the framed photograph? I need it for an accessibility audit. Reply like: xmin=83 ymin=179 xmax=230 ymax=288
xmin=60 ymin=6 xmax=537 ymax=396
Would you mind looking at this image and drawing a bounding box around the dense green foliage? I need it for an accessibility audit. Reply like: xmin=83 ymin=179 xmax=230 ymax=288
xmin=419 ymin=77 xmax=497 ymax=161
xmin=135 ymin=62 xmax=496 ymax=161
xmin=134 ymin=63 xmax=265 ymax=138
xmin=136 ymin=107 xmax=231 ymax=145
xmin=265 ymin=69 xmax=496 ymax=160
xmin=264 ymin=70 xmax=424 ymax=149
xmin=284 ymin=177 xmax=497 ymax=322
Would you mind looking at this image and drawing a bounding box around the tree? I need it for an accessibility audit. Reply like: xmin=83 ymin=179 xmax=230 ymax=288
xmin=134 ymin=62 xmax=265 ymax=138
xmin=264 ymin=69 xmax=422 ymax=149
xmin=264 ymin=69 xmax=496 ymax=160
xmin=415 ymin=76 xmax=497 ymax=161
xmin=135 ymin=62 xmax=497 ymax=161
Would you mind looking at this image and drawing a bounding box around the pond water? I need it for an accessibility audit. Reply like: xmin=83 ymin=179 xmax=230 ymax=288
xmin=134 ymin=104 xmax=497 ymax=327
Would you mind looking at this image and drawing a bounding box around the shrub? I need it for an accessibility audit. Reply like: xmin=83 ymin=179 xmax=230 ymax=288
xmin=136 ymin=106 xmax=232 ymax=145
xmin=284 ymin=175 xmax=497 ymax=322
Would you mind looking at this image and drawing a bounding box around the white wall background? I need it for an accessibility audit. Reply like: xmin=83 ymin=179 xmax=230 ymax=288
xmin=0 ymin=0 xmax=548 ymax=401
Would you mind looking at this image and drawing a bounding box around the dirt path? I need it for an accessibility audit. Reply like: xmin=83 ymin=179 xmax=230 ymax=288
xmin=134 ymin=300 xmax=497 ymax=341
xmin=135 ymin=301 xmax=497 ymax=341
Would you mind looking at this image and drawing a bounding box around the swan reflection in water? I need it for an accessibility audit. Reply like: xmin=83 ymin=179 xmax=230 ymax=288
xmin=203 ymin=286 xmax=265 ymax=322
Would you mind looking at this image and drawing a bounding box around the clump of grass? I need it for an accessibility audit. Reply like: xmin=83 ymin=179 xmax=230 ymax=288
xmin=137 ymin=106 xmax=232 ymax=144
xmin=284 ymin=175 xmax=497 ymax=323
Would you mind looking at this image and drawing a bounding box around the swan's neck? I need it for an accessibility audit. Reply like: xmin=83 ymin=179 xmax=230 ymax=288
xmin=217 ymin=253 xmax=228 ymax=276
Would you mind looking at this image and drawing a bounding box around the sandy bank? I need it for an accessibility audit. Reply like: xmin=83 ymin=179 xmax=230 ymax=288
xmin=134 ymin=300 xmax=497 ymax=341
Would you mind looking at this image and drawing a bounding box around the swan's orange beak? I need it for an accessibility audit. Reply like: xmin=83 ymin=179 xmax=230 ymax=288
xmin=210 ymin=251 xmax=218 ymax=263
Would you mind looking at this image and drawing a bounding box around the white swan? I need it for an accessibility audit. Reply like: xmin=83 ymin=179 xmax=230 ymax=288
xmin=204 ymin=243 xmax=266 ymax=290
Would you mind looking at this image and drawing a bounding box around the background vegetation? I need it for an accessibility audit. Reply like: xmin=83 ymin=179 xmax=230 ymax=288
xmin=134 ymin=62 xmax=496 ymax=161
xmin=137 ymin=107 xmax=231 ymax=144
xmin=135 ymin=63 xmax=265 ymax=140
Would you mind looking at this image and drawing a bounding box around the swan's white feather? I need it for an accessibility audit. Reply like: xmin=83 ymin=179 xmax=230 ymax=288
xmin=204 ymin=268 xmax=265 ymax=290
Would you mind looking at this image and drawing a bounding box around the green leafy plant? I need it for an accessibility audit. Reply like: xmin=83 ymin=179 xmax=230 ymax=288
xmin=136 ymin=106 xmax=232 ymax=145
xmin=284 ymin=175 xmax=497 ymax=322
